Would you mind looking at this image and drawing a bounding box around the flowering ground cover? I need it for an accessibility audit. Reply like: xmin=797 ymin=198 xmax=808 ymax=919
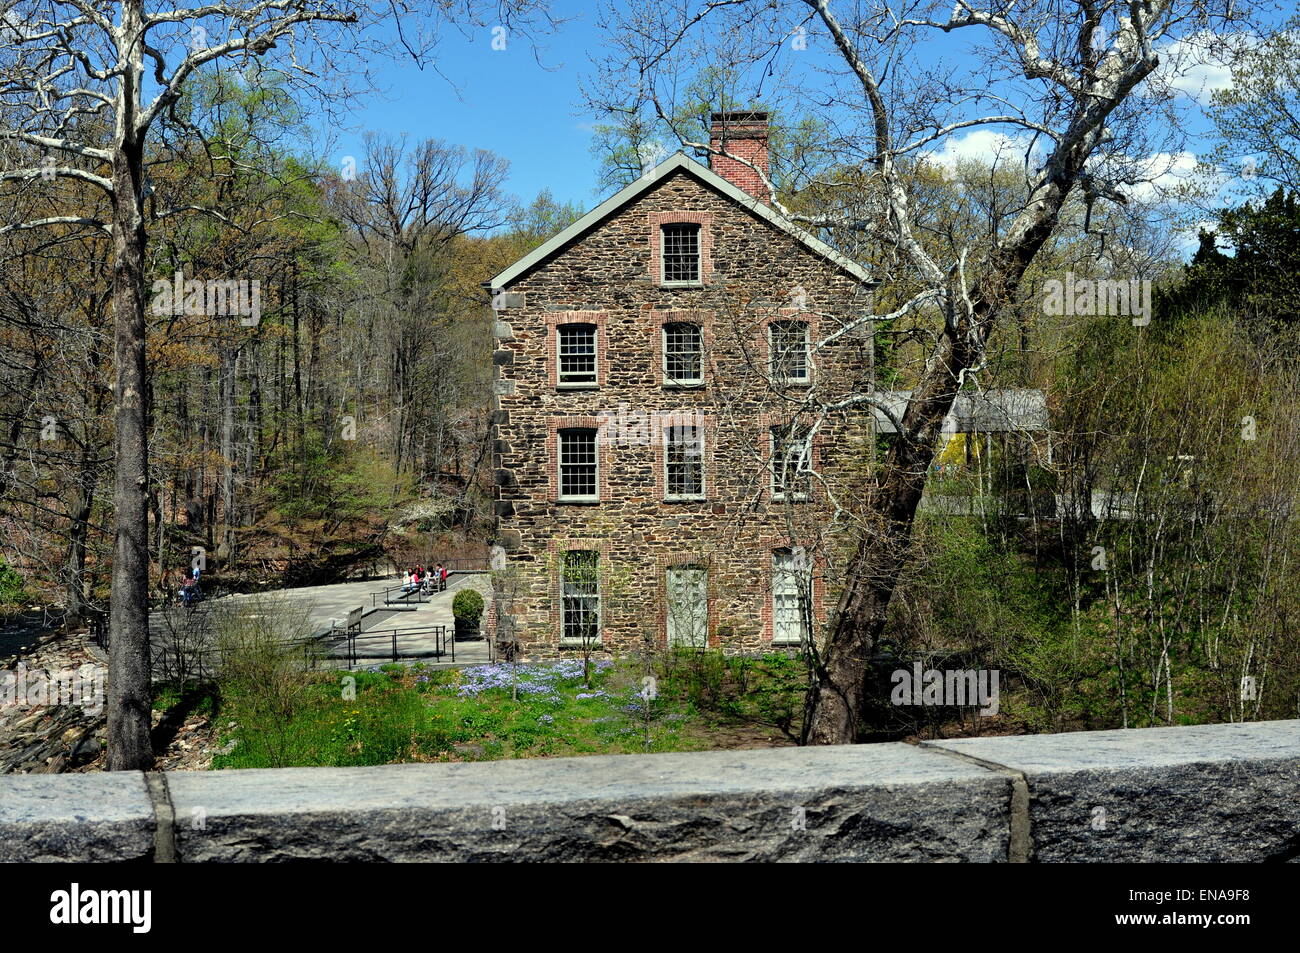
xmin=210 ymin=652 xmax=802 ymax=769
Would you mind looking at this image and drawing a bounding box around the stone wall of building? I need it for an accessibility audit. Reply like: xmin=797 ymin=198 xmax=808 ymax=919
xmin=490 ymin=166 xmax=875 ymax=657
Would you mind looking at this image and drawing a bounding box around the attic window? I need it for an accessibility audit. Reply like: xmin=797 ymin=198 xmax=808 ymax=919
xmin=660 ymin=223 xmax=701 ymax=285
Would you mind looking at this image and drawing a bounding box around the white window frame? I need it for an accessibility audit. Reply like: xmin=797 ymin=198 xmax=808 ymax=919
xmin=558 ymin=428 xmax=599 ymax=502
xmin=772 ymin=550 xmax=811 ymax=646
xmin=659 ymin=223 xmax=703 ymax=287
xmin=560 ymin=551 xmax=601 ymax=646
xmin=768 ymin=320 xmax=811 ymax=384
xmin=662 ymin=321 xmax=704 ymax=386
xmin=770 ymin=426 xmax=811 ymax=502
xmin=663 ymin=422 xmax=706 ymax=501
xmin=666 ymin=565 xmax=709 ymax=648
xmin=557 ymin=323 xmax=598 ymax=389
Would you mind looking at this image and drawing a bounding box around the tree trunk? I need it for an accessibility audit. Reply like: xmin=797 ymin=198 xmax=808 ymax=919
xmin=106 ymin=0 xmax=154 ymax=771
xmin=219 ymin=343 xmax=237 ymax=565
xmin=63 ymin=470 xmax=96 ymax=626
xmin=805 ymin=193 xmax=1070 ymax=744
xmin=802 ymin=397 xmax=944 ymax=744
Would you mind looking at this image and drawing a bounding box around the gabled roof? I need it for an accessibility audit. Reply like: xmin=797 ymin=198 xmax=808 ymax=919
xmin=486 ymin=152 xmax=874 ymax=291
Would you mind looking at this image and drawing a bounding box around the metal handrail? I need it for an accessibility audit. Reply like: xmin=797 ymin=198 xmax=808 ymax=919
xmin=441 ymin=558 xmax=489 ymax=572
xmin=371 ymin=583 xmax=436 ymax=607
xmin=338 ymin=624 xmax=453 ymax=666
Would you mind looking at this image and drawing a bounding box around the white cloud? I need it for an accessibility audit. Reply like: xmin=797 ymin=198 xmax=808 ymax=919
xmin=919 ymin=129 xmax=1040 ymax=177
xmin=1156 ymin=31 xmax=1256 ymax=104
xmin=1117 ymin=150 xmax=1200 ymax=203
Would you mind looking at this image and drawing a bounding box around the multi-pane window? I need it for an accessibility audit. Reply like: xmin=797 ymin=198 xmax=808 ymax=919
xmin=561 ymin=551 xmax=600 ymax=644
xmin=772 ymin=550 xmax=811 ymax=645
xmin=557 ymin=323 xmax=597 ymax=386
xmin=664 ymin=422 xmax=705 ymax=499
xmin=558 ymin=428 xmax=598 ymax=500
xmin=666 ymin=566 xmax=708 ymax=648
xmin=769 ymin=320 xmax=810 ymax=383
xmin=771 ymin=424 xmax=811 ymax=501
xmin=662 ymin=322 xmax=703 ymax=384
xmin=660 ymin=223 xmax=701 ymax=284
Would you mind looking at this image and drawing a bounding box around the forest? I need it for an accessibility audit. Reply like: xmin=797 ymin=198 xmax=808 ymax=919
xmin=1 ymin=71 xmax=584 ymax=616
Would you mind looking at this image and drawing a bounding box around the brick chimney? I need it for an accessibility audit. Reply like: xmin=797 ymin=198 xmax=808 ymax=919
xmin=709 ymin=111 xmax=770 ymax=204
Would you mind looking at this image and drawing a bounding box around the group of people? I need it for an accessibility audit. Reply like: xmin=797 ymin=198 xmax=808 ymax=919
xmin=178 ymin=565 xmax=202 ymax=607
xmin=403 ymin=563 xmax=447 ymax=594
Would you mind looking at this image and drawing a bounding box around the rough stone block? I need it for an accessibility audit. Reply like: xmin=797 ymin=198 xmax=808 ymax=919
xmin=929 ymin=720 xmax=1300 ymax=862
xmin=165 ymin=744 xmax=1008 ymax=862
xmin=0 ymin=772 xmax=154 ymax=862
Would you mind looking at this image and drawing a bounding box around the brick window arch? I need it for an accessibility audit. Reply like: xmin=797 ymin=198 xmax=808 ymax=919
xmin=547 ymin=311 xmax=608 ymax=389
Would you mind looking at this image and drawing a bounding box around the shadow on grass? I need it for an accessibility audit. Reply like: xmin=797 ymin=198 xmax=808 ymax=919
xmin=151 ymin=682 xmax=220 ymax=756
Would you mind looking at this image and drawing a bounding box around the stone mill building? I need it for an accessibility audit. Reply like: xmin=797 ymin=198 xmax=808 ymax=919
xmin=484 ymin=111 xmax=879 ymax=657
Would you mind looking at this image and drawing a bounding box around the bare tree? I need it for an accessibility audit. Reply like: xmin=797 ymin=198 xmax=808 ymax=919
xmin=0 ymin=0 xmax=553 ymax=768
xmin=586 ymin=0 xmax=1250 ymax=743
xmin=330 ymin=133 xmax=511 ymax=481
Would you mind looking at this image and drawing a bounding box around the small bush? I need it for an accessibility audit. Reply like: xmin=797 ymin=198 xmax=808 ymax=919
xmin=0 ymin=558 xmax=28 ymax=606
xmin=212 ymin=594 xmax=318 ymax=767
xmin=452 ymin=588 xmax=484 ymax=623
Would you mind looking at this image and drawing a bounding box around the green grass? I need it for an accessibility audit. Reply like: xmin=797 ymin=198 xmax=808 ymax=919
xmin=210 ymin=654 xmax=802 ymax=770
xmin=152 ymin=681 xmax=218 ymax=716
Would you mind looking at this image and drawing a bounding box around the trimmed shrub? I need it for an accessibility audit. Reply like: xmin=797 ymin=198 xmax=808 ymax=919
xmin=453 ymin=588 xmax=485 ymax=623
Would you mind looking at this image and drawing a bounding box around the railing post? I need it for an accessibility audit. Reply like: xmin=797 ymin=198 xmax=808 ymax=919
xmin=392 ymin=630 xmax=397 ymax=662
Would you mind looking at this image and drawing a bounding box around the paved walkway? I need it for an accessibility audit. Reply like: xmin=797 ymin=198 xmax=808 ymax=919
xmin=335 ymin=574 xmax=495 ymax=668
xmin=146 ymin=573 xmax=495 ymax=674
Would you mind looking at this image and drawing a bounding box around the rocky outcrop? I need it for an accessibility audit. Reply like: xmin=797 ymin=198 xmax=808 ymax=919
xmin=0 ymin=631 xmax=221 ymax=774
xmin=0 ymin=631 xmax=107 ymax=775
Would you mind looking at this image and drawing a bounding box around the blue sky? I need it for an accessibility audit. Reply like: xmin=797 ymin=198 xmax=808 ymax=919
xmin=326 ymin=1 xmax=1262 ymax=220
xmin=333 ymin=3 xmax=609 ymax=209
